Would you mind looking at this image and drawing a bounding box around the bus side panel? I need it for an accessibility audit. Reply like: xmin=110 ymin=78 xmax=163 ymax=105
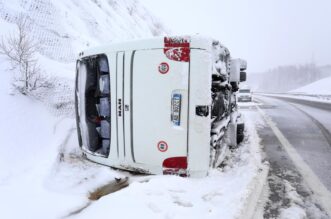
xmin=188 ymin=49 xmax=212 ymax=177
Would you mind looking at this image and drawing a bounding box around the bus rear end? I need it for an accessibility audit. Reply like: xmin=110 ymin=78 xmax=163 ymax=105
xmin=75 ymin=36 xmax=224 ymax=177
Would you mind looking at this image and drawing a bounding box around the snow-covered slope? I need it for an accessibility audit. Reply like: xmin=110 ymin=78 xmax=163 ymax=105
xmin=0 ymin=53 xmax=265 ymax=218
xmin=248 ymin=64 xmax=330 ymax=93
xmin=0 ymin=2 xmax=266 ymax=218
xmin=0 ymin=0 xmax=168 ymax=117
xmin=291 ymin=76 xmax=331 ymax=95
xmin=0 ymin=1 xmax=165 ymax=218
xmin=0 ymin=66 xmax=122 ymax=219
xmin=0 ymin=0 xmax=167 ymax=63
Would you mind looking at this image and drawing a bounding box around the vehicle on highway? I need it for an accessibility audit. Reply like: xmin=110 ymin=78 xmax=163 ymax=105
xmin=238 ymin=87 xmax=252 ymax=102
xmin=74 ymin=36 xmax=247 ymax=177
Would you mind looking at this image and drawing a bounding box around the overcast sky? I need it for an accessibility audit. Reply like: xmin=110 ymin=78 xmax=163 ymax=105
xmin=139 ymin=0 xmax=331 ymax=72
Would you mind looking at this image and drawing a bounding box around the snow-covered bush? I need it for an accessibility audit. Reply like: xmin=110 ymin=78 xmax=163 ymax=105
xmin=0 ymin=14 xmax=52 ymax=95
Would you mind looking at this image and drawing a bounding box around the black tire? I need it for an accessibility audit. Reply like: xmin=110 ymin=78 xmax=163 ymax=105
xmin=212 ymin=93 xmax=225 ymax=119
xmin=237 ymin=123 xmax=245 ymax=144
xmin=230 ymin=82 xmax=239 ymax=92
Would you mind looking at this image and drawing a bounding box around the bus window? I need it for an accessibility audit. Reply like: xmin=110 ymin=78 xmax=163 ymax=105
xmin=76 ymin=54 xmax=111 ymax=156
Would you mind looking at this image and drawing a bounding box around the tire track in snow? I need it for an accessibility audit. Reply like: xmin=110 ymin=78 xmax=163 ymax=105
xmin=62 ymin=177 xmax=129 ymax=218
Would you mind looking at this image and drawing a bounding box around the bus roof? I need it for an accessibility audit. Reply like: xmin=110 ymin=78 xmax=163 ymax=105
xmin=78 ymin=35 xmax=229 ymax=59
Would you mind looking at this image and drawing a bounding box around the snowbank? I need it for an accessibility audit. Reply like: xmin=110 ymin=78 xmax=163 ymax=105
xmin=258 ymin=93 xmax=331 ymax=104
xmin=68 ymin=114 xmax=265 ymax=219
xmin=0 ymin=54 xmax=265 ymax=218
xmin=0 ymin=1 xmax=266 ymax=218
xmin=0 ymin=1 xmax=169 ymax=217
xmin=0 ymin=55 xmax=123 ymax=218
xmin=290 ymin=76 xmax=331 ymax=95
xmin=238 ymin=100 xmax=263 ymax=108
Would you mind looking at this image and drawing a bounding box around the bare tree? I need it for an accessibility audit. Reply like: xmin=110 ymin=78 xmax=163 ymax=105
xmin=0 ymin=14 xmax=51 ymax=95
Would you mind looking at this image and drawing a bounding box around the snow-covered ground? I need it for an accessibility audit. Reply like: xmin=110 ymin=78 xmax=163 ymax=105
xmin=290 ymin=76 xmax=331 ymax=95
xmin=0 ymin=0 xmax=167 ymax=63
xmin=258 ymin=93 xmax=331 ymax=104
xmin=0 ymin=49 xmax=266 ymax=218
xmin=238 ymin=100 xmax=263 ymax=108
xmin=0 ymin=63 xmax=266 ymax=218
xmin=71 ymin=118 xmax=265 ymax=219
xmin=256 ymin=76 xmax=331 ymax=104
xmin=0 ymin=0 xmax=168 ymax=115
xmin=0 ymin=55 xmax=121 ymax=218
xmin=0 ymin=1 xmax=268 ymax=218
xmin=0 ymin=52 xmax=266 ymax=218
xmin=278 ymin=181 xmax=308 ymax=219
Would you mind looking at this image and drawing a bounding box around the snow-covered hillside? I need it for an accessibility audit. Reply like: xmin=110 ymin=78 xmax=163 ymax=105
xmin=0 ymin=60 xmax=122 ymax=218
xmin=247 ymin=64 xmax=331 ymax=93
xmin=0 ymin=0 xmax=168 ymax=117
xmin=0 ymin=0 xmax=167 ymax=63
xmin=291 ymin=76 xmax=331 ymax=95
xmin=0 ymin=1 xmax=266 ymax=218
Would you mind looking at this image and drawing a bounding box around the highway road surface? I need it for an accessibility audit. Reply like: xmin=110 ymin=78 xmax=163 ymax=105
xmin=240 ymin=95 xmax=331 ymax=218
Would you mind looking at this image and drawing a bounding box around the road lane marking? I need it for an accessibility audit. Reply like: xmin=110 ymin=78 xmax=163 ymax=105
xmin=256 ymin=105 xmax=331 ymax=216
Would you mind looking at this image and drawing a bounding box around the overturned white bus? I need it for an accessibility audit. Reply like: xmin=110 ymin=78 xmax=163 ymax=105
xmin=75 ymin=36 xmax=246 ymax=177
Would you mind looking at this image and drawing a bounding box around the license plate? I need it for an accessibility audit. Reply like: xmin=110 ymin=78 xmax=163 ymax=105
xmin=171 ymin=93 xmax=181 ymax=126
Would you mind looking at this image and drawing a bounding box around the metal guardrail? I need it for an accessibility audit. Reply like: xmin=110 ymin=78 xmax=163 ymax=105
xmin=257 ymin=94 xmax=331 ymax=111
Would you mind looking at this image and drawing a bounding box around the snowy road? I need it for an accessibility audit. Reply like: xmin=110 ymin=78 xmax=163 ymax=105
xmin=239 ymin=95 xmax=331 ymax=218
xmin=257 ymin=95 xmax=331 ymax=190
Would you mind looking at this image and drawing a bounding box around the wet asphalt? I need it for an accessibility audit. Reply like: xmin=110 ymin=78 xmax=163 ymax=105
xmin=240 ymin=95 xmax=331 ymax=218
